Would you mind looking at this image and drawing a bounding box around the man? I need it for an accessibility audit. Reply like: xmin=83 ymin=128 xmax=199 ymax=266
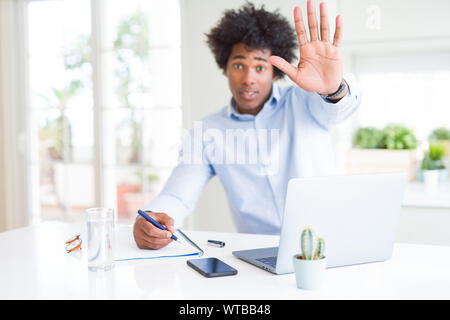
xmin=134 ymin=0 xmax=361 ymax=249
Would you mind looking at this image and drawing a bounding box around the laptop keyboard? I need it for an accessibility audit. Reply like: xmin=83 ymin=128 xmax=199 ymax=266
xmin=256 ymin=256 xmax=277 ymax=268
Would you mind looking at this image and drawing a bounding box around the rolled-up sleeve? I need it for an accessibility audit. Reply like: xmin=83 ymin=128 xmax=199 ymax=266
xmin=301 ymin=72 xmax=362 ymax=130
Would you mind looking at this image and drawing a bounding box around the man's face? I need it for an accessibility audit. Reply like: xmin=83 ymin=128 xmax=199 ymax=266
xmin=225 ymin=43 xmax=276 ymax=115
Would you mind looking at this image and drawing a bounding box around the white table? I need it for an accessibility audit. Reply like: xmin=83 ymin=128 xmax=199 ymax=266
xmin=1 ymin=221 xmax=449 ymax=300
xmin=403 ymin=181 xmax=450 ymax=208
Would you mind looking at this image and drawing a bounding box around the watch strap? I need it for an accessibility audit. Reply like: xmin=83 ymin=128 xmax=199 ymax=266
xmin=320 ymin=79 xmax=347 ymax=100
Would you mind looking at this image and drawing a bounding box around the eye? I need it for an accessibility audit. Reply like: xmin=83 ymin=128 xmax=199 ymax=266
xmin=256 ymin=66 xmax=265 ymax=72
xmin=233 ymin=63 xmax=243 ymax=70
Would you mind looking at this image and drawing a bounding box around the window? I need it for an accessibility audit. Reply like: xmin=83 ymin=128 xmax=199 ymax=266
xmin=353 ymin=53 xmax=450 ymax=147
xmin=356 ymin=71 xmax=450 ymax=142
xmin=27 ymin=0 xmax=182 ymax=224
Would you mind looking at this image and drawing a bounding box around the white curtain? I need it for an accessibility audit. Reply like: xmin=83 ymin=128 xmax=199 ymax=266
xmin=0 ymin=0 xmax=31 ymax=231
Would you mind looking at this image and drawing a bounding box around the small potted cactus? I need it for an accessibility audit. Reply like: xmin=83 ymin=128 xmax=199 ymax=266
xmin=292 ymin=227 xmax=327 ymax=290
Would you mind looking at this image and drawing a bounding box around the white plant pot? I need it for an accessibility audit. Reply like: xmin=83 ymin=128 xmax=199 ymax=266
xmin=423 ymin=170 xmax=440 ymax=194
xmin=292 ymin=254 xmax=327 ymax=290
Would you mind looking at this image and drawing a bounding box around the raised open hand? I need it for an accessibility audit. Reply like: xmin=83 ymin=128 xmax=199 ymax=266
xmin=269 ymin=0 xmax=344 ymax=96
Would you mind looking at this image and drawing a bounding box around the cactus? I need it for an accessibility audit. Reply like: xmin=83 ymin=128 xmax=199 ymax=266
xmin=300 ymin=227 xmax=325 ymax=260
xmin=300 ymin=227 xmax=316 ymax=260
xmin=315 ymin=237 xmax=325 ymax=260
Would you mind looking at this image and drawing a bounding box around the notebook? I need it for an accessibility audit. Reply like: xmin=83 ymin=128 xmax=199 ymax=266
xmin=114 ymin=226 xmax=203 ymax=262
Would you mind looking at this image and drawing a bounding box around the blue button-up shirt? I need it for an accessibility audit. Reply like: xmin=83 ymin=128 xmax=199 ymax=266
xmin=145 ymin=73 xmax=361 ymax=234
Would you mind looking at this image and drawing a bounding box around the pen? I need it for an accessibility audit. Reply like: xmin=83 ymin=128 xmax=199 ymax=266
xmin=137 ymin=209 xmax=180 ymax=242
xmin=207 ymin=239 xmax=225 ymax=247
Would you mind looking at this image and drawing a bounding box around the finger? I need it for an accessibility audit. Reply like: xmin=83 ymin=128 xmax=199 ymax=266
xmin=333 ymin=15 xmax=343 ymax=46
xmin=148 ymin=223 xmax=173 ymax=239
xmin=137 ymin=217 xmax=172 ymax=239
xmin=307 ymin=0 xmax=319 ymax=41
xmin=135 ymin=234 xmax=172 ymax=250
xmin=268 ymin=56 xmax=297 ymax=81
xmin=134 ymin=220 xmax=165 ymax=243
xmin=166 ymin=224 xmax=175 ymax=234
xmin=134 ymin=222 xmax=173 ymax=245
xmin=294 ymin=6 xmax=307 ymax=46
xmin=148 ymin=211 xmax=175 ymax=236
xmin=319 ymin=2 xmax=330 ymax=42
xmin=152 ymin=212 xmax=175 ymax=235
xmin=154 ymin=213 xmax=175 ymax=231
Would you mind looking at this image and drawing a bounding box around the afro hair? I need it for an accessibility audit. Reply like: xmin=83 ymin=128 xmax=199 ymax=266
xmin=206 ymin=2 xmax=297 ymax=79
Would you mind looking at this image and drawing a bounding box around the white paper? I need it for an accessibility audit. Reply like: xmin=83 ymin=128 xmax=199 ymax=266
xmin=114 ymin=226 xmax=201 ymax=261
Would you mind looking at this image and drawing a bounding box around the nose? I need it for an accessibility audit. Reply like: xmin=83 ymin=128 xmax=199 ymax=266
xmin=242 ymin=68 xmax=256 ymax=86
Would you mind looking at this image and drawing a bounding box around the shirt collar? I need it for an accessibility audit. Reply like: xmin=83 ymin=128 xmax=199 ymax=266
xmin=227 ymin=82 xmax=281 ymax=121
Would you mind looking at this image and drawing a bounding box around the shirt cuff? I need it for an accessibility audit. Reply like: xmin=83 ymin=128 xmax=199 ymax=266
xmin=319 ymin=73 xmax=354 ymax=106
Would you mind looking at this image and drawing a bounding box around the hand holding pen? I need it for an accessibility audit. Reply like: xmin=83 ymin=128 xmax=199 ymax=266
xmin=133 ymin=209 xmax=177 ymax=250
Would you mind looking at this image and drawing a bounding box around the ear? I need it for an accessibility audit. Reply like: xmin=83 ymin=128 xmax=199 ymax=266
xmin=271 ymin=64 xmax=279 ymax=81
xmin=272 ymin=72 xmax=279 ymax=81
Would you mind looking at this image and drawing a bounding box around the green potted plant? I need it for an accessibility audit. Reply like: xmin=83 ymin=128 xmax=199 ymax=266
xmin=418 ymin=143 xmax=447 ymax=192
xmin=429 ymin=128 xmax=450 ymax=175
xmin=429 ymin=128 xmax=450 ymax=157
xmin=348 ymin=124 xmax=418 ymax=181
xmin=352 ymin=127 xmax=384 ymax=149
xmin=292 ymin=227 xmax=326 ymax=290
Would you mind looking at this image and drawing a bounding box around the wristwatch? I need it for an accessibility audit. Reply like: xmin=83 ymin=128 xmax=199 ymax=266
xmin=320 ymin=79 xmax=348 ymax=101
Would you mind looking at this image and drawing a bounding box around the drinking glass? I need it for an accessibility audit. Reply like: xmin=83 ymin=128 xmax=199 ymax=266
xmin=86 ymin=207 xmax=115 ymax=272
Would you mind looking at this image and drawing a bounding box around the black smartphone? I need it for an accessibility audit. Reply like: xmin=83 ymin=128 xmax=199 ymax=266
xmin=187 ymin=257 xmax=238 ymax=278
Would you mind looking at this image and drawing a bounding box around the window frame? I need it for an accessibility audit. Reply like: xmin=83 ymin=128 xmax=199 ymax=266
xmin=0 ymin=0 xmax=32 ymax=230
xmin=26 ymin=0 xmax=182 ymax=223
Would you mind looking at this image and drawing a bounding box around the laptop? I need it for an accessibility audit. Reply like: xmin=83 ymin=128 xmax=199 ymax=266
xmin=232 ymin=172 xmax=407 ymax=274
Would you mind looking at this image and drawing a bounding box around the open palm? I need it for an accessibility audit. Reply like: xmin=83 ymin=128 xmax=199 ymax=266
xmin=269 ymin=1 xmax=343 ymax=95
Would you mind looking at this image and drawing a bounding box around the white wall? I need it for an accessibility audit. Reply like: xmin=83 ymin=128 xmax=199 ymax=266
xmin=397 ymin=207 xmax=450 ymax=246
xmin=0 ymin=90 xmax=7 ymax=232
xmin=339 ymin=0 xmax=450 ymax=64
xmin=339 ymin=0 xmax=450 ymax=51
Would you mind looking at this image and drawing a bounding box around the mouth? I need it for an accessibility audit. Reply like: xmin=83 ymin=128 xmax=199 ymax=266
xmin=238 ymin=89 xmax=259 ymax=101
